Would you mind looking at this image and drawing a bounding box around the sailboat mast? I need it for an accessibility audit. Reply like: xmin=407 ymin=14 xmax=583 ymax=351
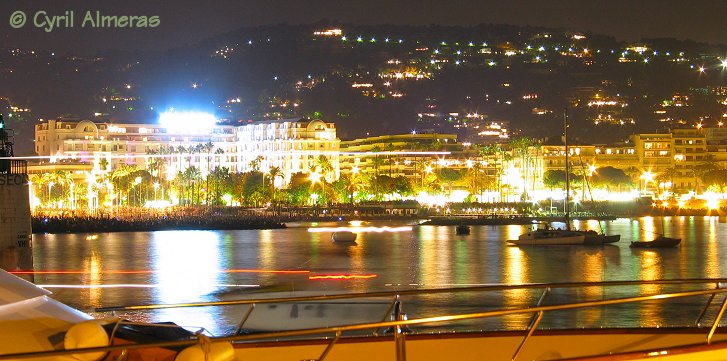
xmin=564 ymin=109 xmax=570 ymax=229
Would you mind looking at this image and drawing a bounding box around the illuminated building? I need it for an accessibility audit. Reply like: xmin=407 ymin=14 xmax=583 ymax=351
xmin=671 ymin=128 xmax=706 ymax=192
xmin=235 ymin=118 xmax=340 ymax=186
xmin=340 ymin=133 xmax=460 ymax=179
xmin=34 ymin=117 xmax=340 ymax=188
xmin=630 ymin=130 xmax=708 ymax=194
xmin=632 ymin=133 xmax=674 ymax=195
xmin=34 ymin=117 xmax=238 ymax=177
xmin=339 ymin=133 xmax=507 ymax=202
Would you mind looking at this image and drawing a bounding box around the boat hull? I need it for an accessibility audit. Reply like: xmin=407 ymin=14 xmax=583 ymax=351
xmin=455 ymin=225 xmax=470 ymax=235
xmin=508 ymin=234 xmax=585 ymax=245
xmin=630 ymin=237 xmax=681 ymax=248
xmin=509 ymin=229 xmax=585 ymax=245
xmin=331 ymin=231 xmax=357 ymax=243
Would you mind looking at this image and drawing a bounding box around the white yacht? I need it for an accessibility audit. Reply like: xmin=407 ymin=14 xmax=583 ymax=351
xmin=508 ymin=227 xmax=585 ymax=245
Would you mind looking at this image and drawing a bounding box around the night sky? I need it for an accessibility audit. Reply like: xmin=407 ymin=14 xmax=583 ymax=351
xmin=1 ymin=0 xmax=726 ymax=54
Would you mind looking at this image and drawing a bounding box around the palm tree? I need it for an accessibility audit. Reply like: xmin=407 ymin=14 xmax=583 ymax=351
xmin=315 ymin=155 xmax=334 ymax=203
xmin=694 ymin=154 xmax=720 ymax=193
xmin=173 ymin=171 xmax=186 ymax=205
xmin=436 ymin=168 xmax=463 ymax=197
xmin=29 ymin=173 xmax=48 ymax=209
xmin=202 ymin=142 xmax=214 ymax=204
xmin=268 ymin=166 xmax=282 ymax=210
xmin=184 ymin=166 xmax=202 ymax=204
xmin=214 ymin=147 xmax=225 ymax=167
xmin=465 ymin=161 xmax=485 ymax=199
xmin=510 ymin=136 xmax=537 ymax=200
xmin=51 ymin=170 xmax=73 ymax=208
xmin=480 ymin=144 xmax=508 ymax=200
xmin=249 ymin=155 xmax=264 ymax=172
xmin=110 ymin=164 xmax=138 ymax=207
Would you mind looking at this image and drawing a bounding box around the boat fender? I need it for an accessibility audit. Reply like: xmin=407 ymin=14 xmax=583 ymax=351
xmin=175 ymin=340 xmax=235 ymax=361
xmin=63 ymin=321 xmax=110 ymax=361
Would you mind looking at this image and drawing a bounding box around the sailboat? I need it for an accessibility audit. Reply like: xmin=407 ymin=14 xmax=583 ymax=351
xmin=630 ymin=211 xmax=680 ymax=248
xmin=576 ymin=162 xmax=621 ymax=245
xmin=508 ymin=109 xmax=586 ymax=246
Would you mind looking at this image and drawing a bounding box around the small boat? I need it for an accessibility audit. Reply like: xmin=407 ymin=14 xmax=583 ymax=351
xmin=508 ymin=228 xmax=585 ymax=245
xmin=331 ymin=231 xmax=357 ymax=243
xmin=630 ymin=235 xmax=681 ymax=248
xmin=455 ymin=224 xmax=470 ymax=235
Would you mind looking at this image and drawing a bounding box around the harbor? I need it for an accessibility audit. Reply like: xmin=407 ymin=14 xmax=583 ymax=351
xmin=30 ymin=216 xmax=720 ymax=337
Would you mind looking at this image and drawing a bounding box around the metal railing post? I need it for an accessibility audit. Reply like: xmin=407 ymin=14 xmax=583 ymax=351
xmin=375 ymin=295 xmax=400 ymax=336
xmin=707 ymin=293 xmax=727 ymax=344
xmin=234 ymin=303 xmax=256 ymax=335
xmin=512 ymin=287 xmax=550 ymax=361
xmin=395 ymin=312 xmax=407 ymax=361
xmin=696 ymin=283 xmax=720 ymax=326
xmin=316 ymin=330 xmax=341 ymax=361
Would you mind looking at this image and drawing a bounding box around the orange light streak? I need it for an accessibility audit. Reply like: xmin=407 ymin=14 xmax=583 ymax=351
xmin=10 ymin=269 xmax=310 ymax=275
xmin=38 ymin=283 xmax=261 ymax=289
xmin=308 ymin=274 xmax=378 ymax=280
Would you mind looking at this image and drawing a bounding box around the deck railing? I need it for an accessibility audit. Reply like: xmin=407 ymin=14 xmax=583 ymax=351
xmin=3 ymin=279 xmax=727 ymax=360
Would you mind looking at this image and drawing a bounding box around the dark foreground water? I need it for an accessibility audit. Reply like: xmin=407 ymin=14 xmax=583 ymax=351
xmin=31 ymin=216 xmax=727 ymax=336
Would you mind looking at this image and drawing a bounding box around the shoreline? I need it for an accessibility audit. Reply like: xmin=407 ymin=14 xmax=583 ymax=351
xmin=30 ymin=211 xmax=724 ymax=234
xmin=31 ymin=214 xmax=286 ymax=234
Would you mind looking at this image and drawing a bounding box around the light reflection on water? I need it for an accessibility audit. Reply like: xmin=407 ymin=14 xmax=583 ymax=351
xmin=31 ymin=217 xmax=727 ymax=336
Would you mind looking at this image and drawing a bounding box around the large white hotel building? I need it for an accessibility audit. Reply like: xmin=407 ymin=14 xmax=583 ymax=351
xmin=34 ymin=117 xmax=340 ymax=187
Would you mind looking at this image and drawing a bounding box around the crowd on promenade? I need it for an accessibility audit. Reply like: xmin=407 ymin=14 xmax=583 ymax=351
xmin=32 ymin=208 xmax=286 ymax=233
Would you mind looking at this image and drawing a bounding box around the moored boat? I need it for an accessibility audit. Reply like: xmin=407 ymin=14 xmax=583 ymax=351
xmin=331 ymin=230 xmax=357 ymax=243
xmin=630 ymin=235 xmax=681 ymax=248
xmin=508 ymin=228 xmax=585 ymax=245
xmin=455 ymin=224 xmax=470 ymax=235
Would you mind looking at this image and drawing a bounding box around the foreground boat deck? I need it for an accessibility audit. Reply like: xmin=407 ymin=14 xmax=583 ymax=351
xmin=5 ymin=277 xmax=727 ymax=361
xmin=234 ymin=329 xmax=727 ymax=361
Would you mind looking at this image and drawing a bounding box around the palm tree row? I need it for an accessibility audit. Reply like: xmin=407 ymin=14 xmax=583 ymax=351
xmin=36 ymin=136 xmax=707 ymax=211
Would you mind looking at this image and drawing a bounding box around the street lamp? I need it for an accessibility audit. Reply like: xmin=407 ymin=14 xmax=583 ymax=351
xmin=640 ymin=170 xmax=654 ymax=195
xmin=309 ymin=170 xmax=322 ymax=184
xmin=588 ymin=164 xmax=597 ymax=176
xmin=309 ymin=170 xmax=324 ymax=205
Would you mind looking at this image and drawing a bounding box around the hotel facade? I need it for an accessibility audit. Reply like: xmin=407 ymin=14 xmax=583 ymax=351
xmin=34 ymin=117 xmax=339 ymax=188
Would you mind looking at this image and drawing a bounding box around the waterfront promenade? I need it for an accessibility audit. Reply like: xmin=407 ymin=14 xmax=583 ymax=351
xmin=32 ymin=208 xmax=286 ymax=233
xmin=30 ymin=200 xmax=721 ymax=233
